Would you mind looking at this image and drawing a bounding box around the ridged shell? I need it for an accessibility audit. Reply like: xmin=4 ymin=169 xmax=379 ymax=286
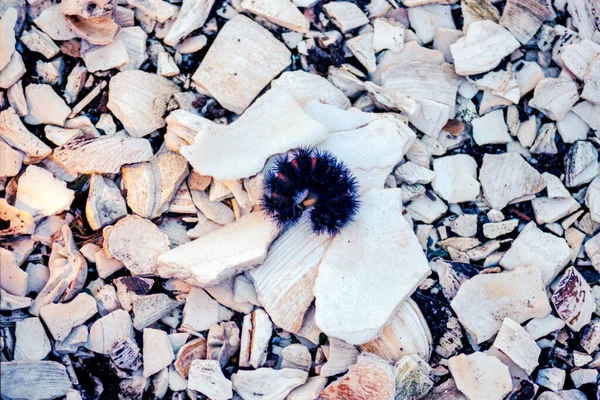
xmin=250 ymin=214 xmax=332 ymax=333
xmin=110 ymin=337 xmax=142 ymax=370
xmin=359 ymin=298 xmax=432 ymax=362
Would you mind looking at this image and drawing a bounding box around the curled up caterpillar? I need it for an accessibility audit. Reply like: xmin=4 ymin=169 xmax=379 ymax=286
xmin=261 ymin=148 xmax=360 ymax=235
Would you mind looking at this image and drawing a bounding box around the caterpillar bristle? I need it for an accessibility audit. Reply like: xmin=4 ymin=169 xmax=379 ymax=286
xmin=261 ymin=147 xmax=359 ymax=235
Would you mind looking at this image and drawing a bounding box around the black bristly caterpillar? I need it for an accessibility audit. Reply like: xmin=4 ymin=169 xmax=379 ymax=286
xmin=261 ymin=148 xmax=360 ymax=235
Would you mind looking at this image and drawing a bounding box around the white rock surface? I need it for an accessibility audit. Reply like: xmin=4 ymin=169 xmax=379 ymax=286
xmin=191 ymin=15 xmax=291 ymax=114
xmin=158 ymin=212 xmax=278 ymax=287
xmin=448 ymin=352 xmax=512 ymax=400
xmin=320 ymin=338 xmax=359 ymax=377
xmin=500 ymin=222 xmax=572 ymax=285
xmin=179 ymin=88 xmax=326 ymax=181
xmin=451 ymin=20 xmax=520 ymax=75
xmin=451 ymin=266 xmax=552 ymax=343
xmin=432 ymin=154 xmax=480 ymax=203
xmin=314 ymin=189 xmax=430 ymax=344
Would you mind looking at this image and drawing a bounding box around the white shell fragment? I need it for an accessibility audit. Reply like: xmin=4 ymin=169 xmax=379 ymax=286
xmin=314 ymin=188 xmax=430 ymax=345
xmin=240 ymin=309 xmax=273 ymax=369
xmin=24 ymin=84 xmax=71 ymax=126
xmin=451 ymin=266 xmax=552 ymax=343
xmin=15 ymin=165 xmax=75 ymax=219
xmin=86 ymin=174 xmax=127 ymax=230
xmin=432 ymin=154 xmax=480 ymax=203
xmin=0 ymin=108 xmax=52 ymax=164
xmin=450 ymin=20 xmax=520 ymax=75
xmin=448 ymin=352 xmax=512 ymax=400
xmin=322 ymin=1 xmax=368 ymax=32
xmin=178 ymin=88 xmax=327 ymax=181
xmin=500 ymin=222 xmax=572 ymax=285
xmin=0 ymin=361 xmax=72 ymax=400
xmin=530 ymin=77 xmax=580 ymax=122
xmin=107 ymin=70 xmax=180 ymax=138
xmin=188 ymin=360 xmax=233 ymax=400
xmin=320 ymin=353 xmax=396 ymax=400
xmin=14 ymin=317 xmax=51 ymax=361
xmin=191 ymin=15 xmax=291 ymax=114
xmin=552 ymin=266 xmax=595 ymax=332
xmin=250 ymin=214 xmax=330 ymax=333
xmin=241 ymin=0 xmax=309 ymax=33
xmin=122 ymin=150 xmax=189 ymax=219
xmin=143 ymin=328 xmax=174 ymax=377
xmin=232 ymin=368 xmax=308 ymax=400
xmin=158 ymin=212 xmax=278 ymax=286
xmin=479 ymin=152 xmax=544 ymax=210
xmin=490 ymin=317 xmax=541 ymax=375
xmin=40 ymin=292 xmax=97 ymax=341
xmin=104 ymin=215 xmax=171 ymax=276
xmin=54 ymin=136 xmax=153 ymax=174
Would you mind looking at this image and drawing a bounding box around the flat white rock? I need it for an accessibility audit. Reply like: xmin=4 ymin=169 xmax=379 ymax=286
xmin=182 ymin=287 xmax=219 ymax=331
xmin=432 ymin=154 xmax=480 ymax=203
xmin=158 ymin=212 xmax=279 ymax=287
xmin=40 ymin=293 xmax=98 ymax=341
xmin=314 ymin=188 xmax=430 ymax=344
xmin=191 ymin=15 xmax=291 ymax=114
xmin=500 ymin=222 xmax=572 ymax=285
xmin=451 ymin=266 xmax=552 ymax=343
xmin=450 ymin=20 xmax=520 ymax=75
xmin=448 ymin=352 xmax=512 ymax=400
xmin=179 ymin=88 xmax=327 ymax=181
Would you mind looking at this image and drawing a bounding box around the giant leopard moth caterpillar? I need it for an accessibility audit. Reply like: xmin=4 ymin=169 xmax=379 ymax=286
xmin=261 ymin=148 xmax=360 ymax=235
